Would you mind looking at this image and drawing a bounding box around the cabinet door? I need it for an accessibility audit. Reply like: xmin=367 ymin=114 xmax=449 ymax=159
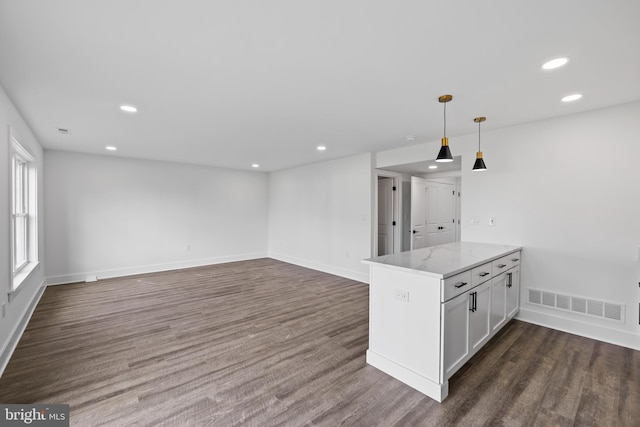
xmin=490 ymin=273 xmax=507 ymax=333
xmin=442 ymin=291 xmax=470 ymax=379
xmin=506 ymin=267 xmax=520 ymax=319
xmin=469 ymin=281 xmax=491 ymax=353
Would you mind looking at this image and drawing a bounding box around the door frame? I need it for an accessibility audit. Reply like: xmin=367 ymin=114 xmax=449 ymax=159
xmin=373 ymin=170 xmax=403 ymax=257
xmin=410 ymin=175 xmax=428 ymax=250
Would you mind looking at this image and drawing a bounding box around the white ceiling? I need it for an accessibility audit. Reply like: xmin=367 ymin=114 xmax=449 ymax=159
xmin=1 ymin=1 xmax=639 ymax=172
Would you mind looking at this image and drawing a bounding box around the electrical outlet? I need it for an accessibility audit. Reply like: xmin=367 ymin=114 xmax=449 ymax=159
xmin=395 ymin=289 xmax=410 ymax=303
xmin=471 ymin=216 xmax=480 ymax=225
xmin=489 ymin=217 xmax=496 ymax=226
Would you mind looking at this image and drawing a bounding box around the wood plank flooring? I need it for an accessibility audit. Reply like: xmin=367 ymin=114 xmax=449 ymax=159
xmin=0 ymin=258 xmax=638 ymax=426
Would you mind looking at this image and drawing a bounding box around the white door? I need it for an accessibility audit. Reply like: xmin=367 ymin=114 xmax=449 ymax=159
xmin=490 ymin=273 xmax=507 ymax=332
xmin=377 ymin=177 xmax=394 ymax=256
xmin=442 ymin=291 xmax=470 ymax=380
xmin=469 ymin=281 xmax=492 ymax=352
xmin=410 ymin=176 xmax=427 ymax=250
xmin=506 ymin=267 xmax=520 ymax=319
xmin=425 ymin=181 xmax=456 ymax=246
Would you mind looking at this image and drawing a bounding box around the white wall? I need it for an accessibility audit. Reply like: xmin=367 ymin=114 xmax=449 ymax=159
xmin=0 ymin=85 xmax=46 ymax=373
xmin=377 ymin=102 xmax=640 ymax=349
xmin=45 ymin=151 xmax=268 ymax=283
xmin=268 ymin=153 xmax=372 ymax=282
xmin=461 ymin=102 xmax=640 ymax=348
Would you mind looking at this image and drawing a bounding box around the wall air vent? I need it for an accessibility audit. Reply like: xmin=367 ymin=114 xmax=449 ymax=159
xmin=604 ymin=303 xmax=622 ymax=321
xmin=527 ymin=288 xmax=624 ymax=322
xmin=542 ymin=292 xmax=555 ymax=307
xmin=571 ymin=297 xmax=586 ymax=314
xmin=529 ymin=289 xmax=541 ymax=305
xmin=587 ymin=300 xmax=603 ymax=317
xmin=556 ymin=294 xmax=570 ymax=310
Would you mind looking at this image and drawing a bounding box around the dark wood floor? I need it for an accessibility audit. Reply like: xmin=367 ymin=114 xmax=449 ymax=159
xmin=0 ymin=258 xmax=638 ymax=426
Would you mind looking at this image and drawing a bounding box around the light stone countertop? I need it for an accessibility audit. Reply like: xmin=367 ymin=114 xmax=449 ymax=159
xmin=363 ymin=241 xmax=522 ymax=279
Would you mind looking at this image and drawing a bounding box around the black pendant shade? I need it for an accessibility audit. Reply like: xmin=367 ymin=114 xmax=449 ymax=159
xmin=472 ymin=116 xmax=487 ymax=172
xmin=436 ymin=95 xmax=454 ymax=162
xmin=436 ymin=141 xmax=453 ymax=162
xmin=472 ymin=155 xmax=487 ymax=171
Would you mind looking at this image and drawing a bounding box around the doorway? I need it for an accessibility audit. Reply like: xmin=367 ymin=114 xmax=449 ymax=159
xmin=377 ymin=177 xmax=394 ymax=256
xmin=374 ymin=157 xmax=461 ymax=255
xmin=374 ymin=172 xmax=402 ymax=256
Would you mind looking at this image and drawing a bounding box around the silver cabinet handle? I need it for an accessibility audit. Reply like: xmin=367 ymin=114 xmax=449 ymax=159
xmin=497 ymin=264 xmax=507 ymax=268
xmin=479 ymin=272 xmax=490 ymax=277
xmin=511 ymin=258 xmax=519 ymax=262
xmin=454 ymin=282 xmax=468 ymax=289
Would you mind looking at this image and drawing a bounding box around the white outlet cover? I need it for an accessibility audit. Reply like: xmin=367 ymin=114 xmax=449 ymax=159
xmin=395 ymin=289 xmax=410 ymax=302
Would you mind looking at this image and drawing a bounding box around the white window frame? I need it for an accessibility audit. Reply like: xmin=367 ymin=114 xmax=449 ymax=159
xmin=10 ymin=133 xmax=38 ymax=293
xmin=12 ymin=154 xmax=28 ymax=272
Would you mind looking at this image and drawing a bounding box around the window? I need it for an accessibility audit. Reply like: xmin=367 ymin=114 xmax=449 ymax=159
xmin=12 ymin=155 xmax=28 ymax=271
xmin=10 ymin=135 xmax=38 ymax=291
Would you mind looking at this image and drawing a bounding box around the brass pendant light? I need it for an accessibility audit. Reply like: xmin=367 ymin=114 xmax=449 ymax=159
xmin=436 ymin=95 xmax=454 ymax=162
xmin=472 ymin=116 xmax=487 ymax=171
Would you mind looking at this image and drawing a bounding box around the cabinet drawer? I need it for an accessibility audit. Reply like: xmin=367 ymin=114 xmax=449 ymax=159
xmin=442 ymin=270 xmax=473 ymax=302
xmin=471 ymin=262 xmax=492 ymax=287
xmin=508 ymin=251 xmax=521 ymax=267
xmin=491 ymin=255 xmax=512 ymax=274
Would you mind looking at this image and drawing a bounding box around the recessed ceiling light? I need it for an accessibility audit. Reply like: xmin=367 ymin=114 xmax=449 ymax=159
xmin=105 ymin=146 xmax=117 ymax=151
xmin=251 ymin=163 xmax=260 ymax=168
xmin=542 ymin=57 xmax=569 ymax=70
xmin=561 ymin=93 xmax=583 ymax=102
xmin=428 ymin=165 xmax=438 ymax=169
xmin=119 ymin=105 xmax=138 ymax=113
xmin=317 ymin=145 xmax=327 ymax=151
xmin=405 ymin=136 xmax=415 ymax=143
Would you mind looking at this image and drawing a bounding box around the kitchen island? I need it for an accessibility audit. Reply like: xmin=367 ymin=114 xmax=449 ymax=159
xmin=363 ymin=241 xmax=522 ymax=402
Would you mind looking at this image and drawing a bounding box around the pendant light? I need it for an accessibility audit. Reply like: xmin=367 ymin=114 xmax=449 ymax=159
xmin=436 ymin=95 xmax=454 ymax=162
xmin=472 ymin=116 xmax=487 ymax=171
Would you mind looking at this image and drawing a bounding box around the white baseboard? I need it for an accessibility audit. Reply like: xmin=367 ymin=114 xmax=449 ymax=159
xmin=0 ymin=280 xmax=46 ymax=378
xmin=366 ymin=349 xmax=447 ymax=402
xmin=516 ymin=307 xmax=640 ymax=351
xmin=268 ymin=252 xmax=369 ymax=284
xmin=46 ymin=252 xmax=268 ymax=285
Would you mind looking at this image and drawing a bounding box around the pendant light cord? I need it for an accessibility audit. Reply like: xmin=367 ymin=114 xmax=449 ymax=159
xmin=477 ymin=120 xmax=481 ymax=151
xmin=443 ymin=102 xmax=447 ymax=138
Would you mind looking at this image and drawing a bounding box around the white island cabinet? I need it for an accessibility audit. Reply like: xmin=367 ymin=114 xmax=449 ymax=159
xmin=363 ymin=242 xmax=521 ymax=402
